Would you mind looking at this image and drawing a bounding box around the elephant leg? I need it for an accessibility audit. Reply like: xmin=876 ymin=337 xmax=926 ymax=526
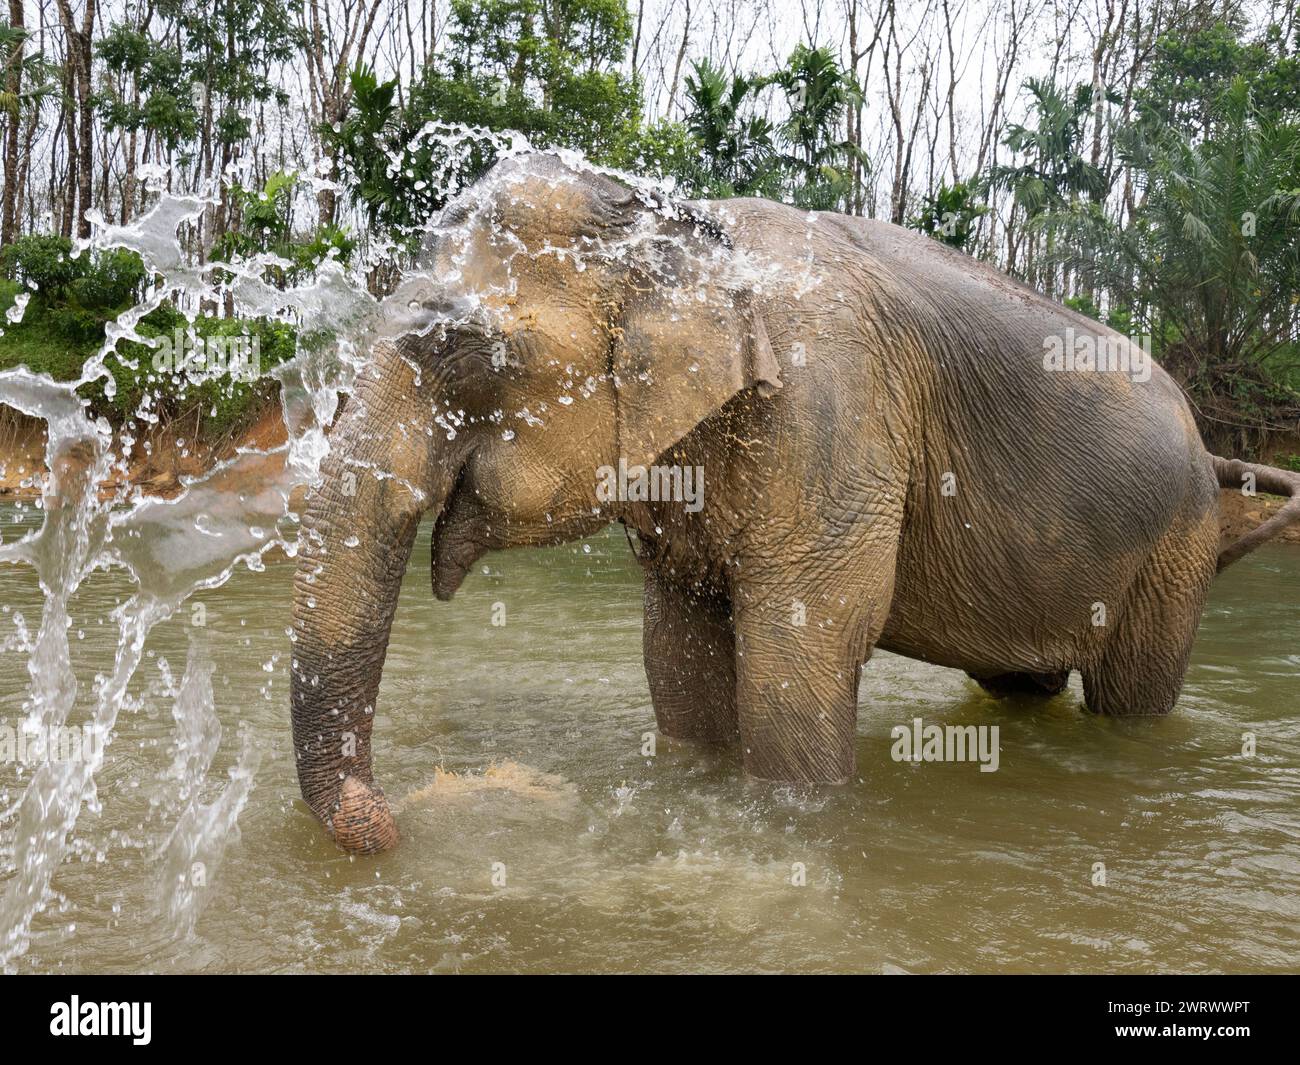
xmin=1081 ymin=513 xmax=1218 ymax=716
xmin=642 ymin=567 xmax=738 ymax=742
xmin=969 ymin=670 xmax=1070 ymax=697
xmin=732 ymin=537 xmax=897 ymax=783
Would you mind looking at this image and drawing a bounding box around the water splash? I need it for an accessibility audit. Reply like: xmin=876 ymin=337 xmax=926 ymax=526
xmin=0 ymin=150 xmax=475 ymax=967
xmin=154 ymin=639 xmax=261 ymax=938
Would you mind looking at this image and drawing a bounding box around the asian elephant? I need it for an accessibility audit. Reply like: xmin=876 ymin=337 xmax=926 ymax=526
xmin=289 ymin=152 xmax=1300 ymax=854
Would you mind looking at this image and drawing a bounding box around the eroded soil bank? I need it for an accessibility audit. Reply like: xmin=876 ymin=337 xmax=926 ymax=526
xmin=1219 ymin=488 xmax=1300 ymax=545
xmin=0 ymin=405 xmax=289 ymax=501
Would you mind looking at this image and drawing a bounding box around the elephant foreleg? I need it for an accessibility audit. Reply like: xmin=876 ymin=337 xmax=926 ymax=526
xmin=642 ymin=567 xmax=738 ymax=743
xmin=732 ymin=537 xmax=898 ymax=784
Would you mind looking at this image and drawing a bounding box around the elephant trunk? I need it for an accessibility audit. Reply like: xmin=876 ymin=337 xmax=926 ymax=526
xmin=289 ymin=490 xmax=413 ymax=854
xmin=289 ymin=344 xmax=446 ymax=854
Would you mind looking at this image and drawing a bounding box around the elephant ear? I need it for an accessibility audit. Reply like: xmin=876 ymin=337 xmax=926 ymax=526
xmin=612 ymin=219 xmax=781 ymax=469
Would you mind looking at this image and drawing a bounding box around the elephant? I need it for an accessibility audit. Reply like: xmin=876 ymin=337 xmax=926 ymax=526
xmin=289 ymin=152 xmax=1300 ymax=854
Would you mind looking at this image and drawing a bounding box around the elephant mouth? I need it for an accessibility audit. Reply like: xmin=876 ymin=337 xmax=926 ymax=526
xmin=429 ymin=463 xmax=491 ymax=600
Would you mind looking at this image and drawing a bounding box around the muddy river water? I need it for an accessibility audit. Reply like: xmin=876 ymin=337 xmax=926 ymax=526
xmin=1 ymin=502 xmax=1298 ymax=973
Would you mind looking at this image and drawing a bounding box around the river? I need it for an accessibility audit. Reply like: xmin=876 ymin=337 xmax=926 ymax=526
xmin=2 ymin=501 xmax=1297 ymax=973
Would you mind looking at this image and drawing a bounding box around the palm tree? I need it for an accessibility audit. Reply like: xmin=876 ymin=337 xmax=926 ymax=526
xmin=1047 ymin=78 xmax=1300 ymax=452
xmin=987 ymin=78 xmax=1113 ymax=292
xmin=681 ymin=59 xmax=778 ymax=197
xmin=763 ymin=44 xmax=868 ymax=210
xmin=988 ymin=78 xmax=1110 ymax=214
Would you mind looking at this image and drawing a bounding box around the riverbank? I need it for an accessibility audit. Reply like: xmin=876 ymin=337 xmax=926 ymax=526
xmin=1218 ymin=487 xmax=1300 ymax=547
xmin=0 ymin=402 xmax=288 ymax=500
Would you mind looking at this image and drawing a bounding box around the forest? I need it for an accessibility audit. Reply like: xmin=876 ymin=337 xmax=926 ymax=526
xmin=0 ymin=0 xmax=1297 ymax=461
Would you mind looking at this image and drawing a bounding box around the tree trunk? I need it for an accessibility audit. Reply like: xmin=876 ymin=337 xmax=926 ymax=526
xmin=61 ymin=68 xmax=77 ymax=238
xmin=302 ymin=0 xmax=386 ymax=229
xmin=1 ymin=0 xmax=24 ymax=244
xmin=54 ymin=0 xmax=97 ymax=239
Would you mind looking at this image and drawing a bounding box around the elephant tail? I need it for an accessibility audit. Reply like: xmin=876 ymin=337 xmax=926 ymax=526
xmin=1212 ymin=455 xmax=1300 ymax=572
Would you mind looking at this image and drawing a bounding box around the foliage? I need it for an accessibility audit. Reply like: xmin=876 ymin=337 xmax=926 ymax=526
xmin=1 ymin=235 xmax=148 ymax=340
xmin=1137 ymin=19 xmax=1300 ymax=137
xmin=1055 ymin=80 xmax=1299 ymax=366
xmin=95 ymin=0 xmax=300 ymax=163
xmin=1043 ymin=78 xmax=1300 ymax=450
xmin=95 ymin=22 xmax=197 ymax=154
xmin=428 ymin=0 xmax=640 ymax=160
xmin=322 ymin=66 xmax=448 ymax=242
xmin=213 ymin=171 xmax=356 ymax=284
xmin=677 ymin=59 xmax=780 ymax=198
xmin=761 ymin=44 xmax=868 ymax=210
xmin=0 ymin=20 xmax=59 ymax=121
xmin=908 ymin=181 xmax=987 ymax=250
xmin=0 ymin=237 xmax=295 ymax=438
xmin=326 ymin=0 xmax=641 ymax=243
xmin=610 ymin=118 xmax=699 ymax=193
xmin=102 ymin=306 xmax=297 ymax=436
xmin=987 ymin=78 xmax=1114 ymax=215
xmin=1061 ymin=294 xmax=1136 ymax=336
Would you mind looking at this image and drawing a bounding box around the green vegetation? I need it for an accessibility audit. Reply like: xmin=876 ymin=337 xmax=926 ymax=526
xmin=0 ymin=235 xmax=295 ymax=441
xmin=324 ymin=15 xmax=870 ymax=244
xmin=908 ymin=182 xmax=988 ymax=252
xmin=1038 ymin=27 xmax=1300 ymax=453
xmin=0 ymin=3 xmax=1297 ymax=458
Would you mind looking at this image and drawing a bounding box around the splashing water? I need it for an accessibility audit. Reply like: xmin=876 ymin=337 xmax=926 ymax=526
xmin=0 ymin=126 xmax=568 ymax=968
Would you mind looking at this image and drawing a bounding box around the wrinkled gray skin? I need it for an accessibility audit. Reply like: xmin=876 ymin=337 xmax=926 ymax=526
xmin=290 ymin=153 xmax=1298 ymax=854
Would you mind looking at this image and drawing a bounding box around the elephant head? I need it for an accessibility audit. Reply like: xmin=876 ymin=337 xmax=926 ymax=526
xmin=289 ymin=153 xmax=780 ymax=853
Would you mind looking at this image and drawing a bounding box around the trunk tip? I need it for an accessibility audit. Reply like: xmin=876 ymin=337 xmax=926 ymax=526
xmin=331 ymin=775 xmax=399 ymax=855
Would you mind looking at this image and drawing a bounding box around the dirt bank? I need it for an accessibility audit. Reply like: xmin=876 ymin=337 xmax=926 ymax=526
xmin=0 ymin=404 xmax=288 ymax=500
xmin=1218 ymin=488 xmax=1300 ymax=549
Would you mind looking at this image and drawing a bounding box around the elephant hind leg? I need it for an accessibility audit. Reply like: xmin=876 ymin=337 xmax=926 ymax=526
xmin=1081 ymin=514 xmax=1218 ymax=717
xmin=969 ymin=670 xmax=1069 ymax=698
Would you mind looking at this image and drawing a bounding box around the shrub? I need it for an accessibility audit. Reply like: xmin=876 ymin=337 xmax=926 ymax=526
xmin=103 ymin=305 xmax=297 ymax=439
xmin=0 ymin=235 xmax=149 ymax=344
xmin=0 ymin=234 xmax=85 ymax=299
